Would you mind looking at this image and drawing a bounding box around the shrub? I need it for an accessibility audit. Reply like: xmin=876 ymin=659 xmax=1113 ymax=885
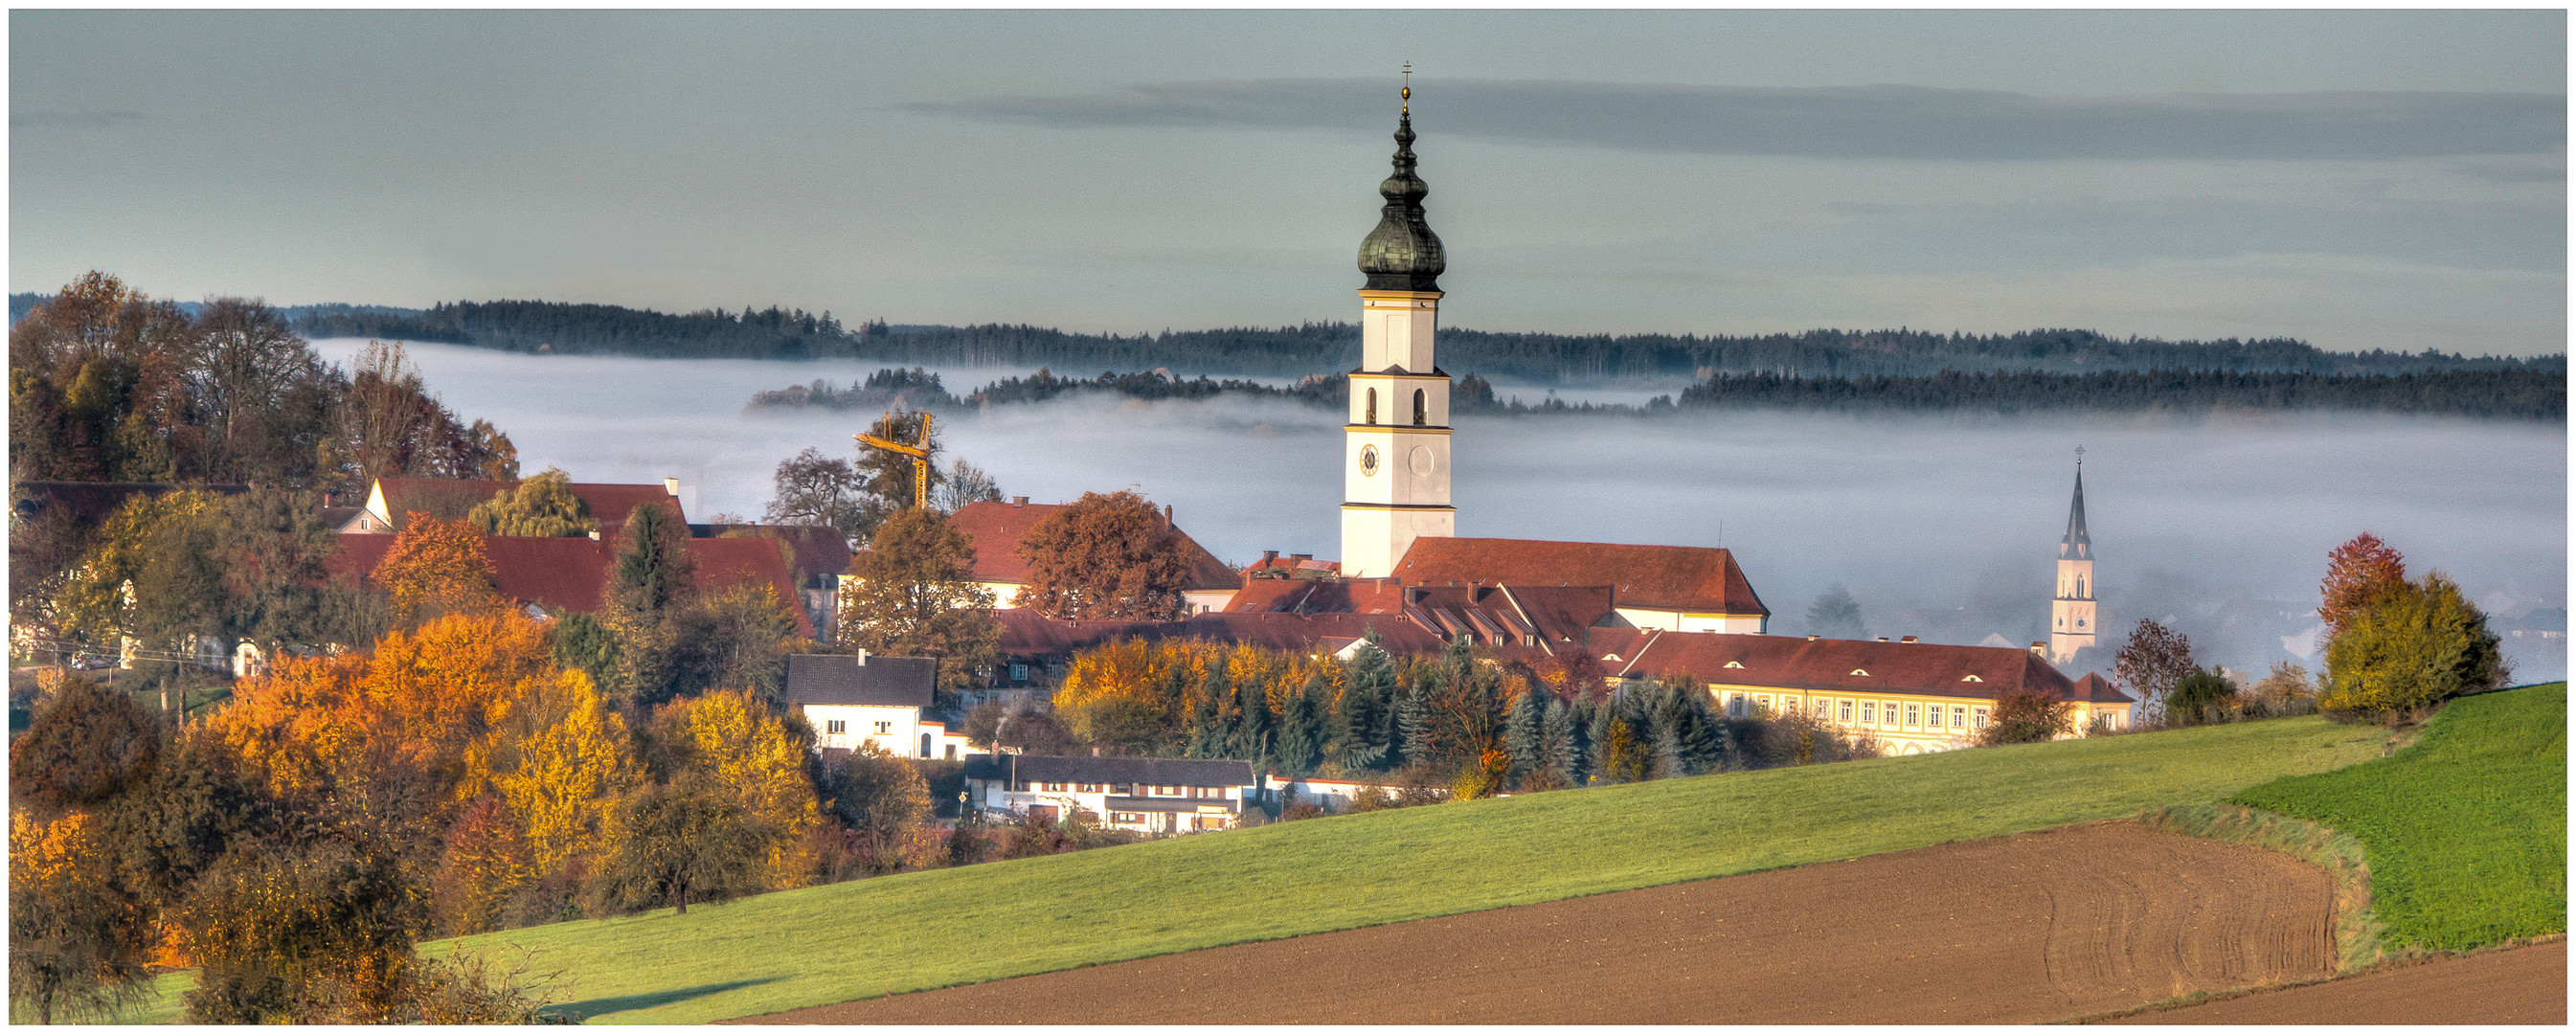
xmin=2165 ymin=667 xmax=2239 ymax=727
xmin=1977 ymin=686 xmax=2071 ymax=745
xmin=2320 ymin=573 xmax=2506 ymax=724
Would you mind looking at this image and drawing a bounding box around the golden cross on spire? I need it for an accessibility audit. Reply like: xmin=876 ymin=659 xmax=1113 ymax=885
xmin=1401 ymin=62 xmax=1412 ymax=114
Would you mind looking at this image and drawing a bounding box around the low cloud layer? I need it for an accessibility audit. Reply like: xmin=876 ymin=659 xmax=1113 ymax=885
xmin=325 ymin=340 xmax=2568 ymax=684
xmin=904 ymin=80 xmax=2566 ymax=162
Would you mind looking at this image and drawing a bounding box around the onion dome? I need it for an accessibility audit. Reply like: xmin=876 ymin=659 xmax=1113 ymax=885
xmin=1358 ymin=81 xmax=1445 ymax=292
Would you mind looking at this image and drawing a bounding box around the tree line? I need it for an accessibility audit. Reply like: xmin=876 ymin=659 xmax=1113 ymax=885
xmin=1677 ymin=367 xmax=2565 ymax=420
xmin=40 ymin=282 xmax=2538 ymax=382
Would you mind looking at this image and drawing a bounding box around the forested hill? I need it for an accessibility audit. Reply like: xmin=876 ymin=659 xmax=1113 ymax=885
xmin=13 ymin=292 xmax=2559 ymax=381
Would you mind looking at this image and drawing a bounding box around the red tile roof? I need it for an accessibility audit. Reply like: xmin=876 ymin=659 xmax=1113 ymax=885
xmin=326 ymin=532 xmax=811 ymax=638
xmin=2069 ymin=672 xmax=2136 ymax=705
xmin=949 ymin=499 xmax=1239 ymax=592
xmin=993 ymin=608 xmax=1444 ymax=660
xmin=701 ymin=524 xmax=854 ymax=587
xmin=1589 ymin=630 xmax=2076 ymax=702
xmin=1222 ymin=578 xmax=1614 ymax=652
xmin=1391 ymin=537 xmax=1770 ymax=617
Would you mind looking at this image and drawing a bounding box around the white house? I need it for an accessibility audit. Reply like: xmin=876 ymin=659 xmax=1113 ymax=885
xmin=962 ymin=754 xmax=1259 ymax=834
xmin=785 ymin=652 xmax=973 ymax=761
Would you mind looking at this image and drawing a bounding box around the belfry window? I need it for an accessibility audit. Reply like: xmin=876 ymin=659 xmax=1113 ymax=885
xmin=1412 ymin=389 xmax=1427 ymax=425
xmin=1366 ymin=388 xmax=1378 ymax=424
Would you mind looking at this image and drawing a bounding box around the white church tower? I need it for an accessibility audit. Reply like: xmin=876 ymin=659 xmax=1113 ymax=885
xmin=1341 ymin=74 xmax=1455 ymax=578
xmin=2049 ymin=453 xmax=2098 ymax=663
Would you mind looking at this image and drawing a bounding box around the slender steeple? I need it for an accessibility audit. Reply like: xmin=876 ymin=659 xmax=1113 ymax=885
xmin=2049 ymin=448 xmax=2098 ymax=664
xmin=1341 ymin=66 xmax=1457 ymax=579
xmin=2060 ymin=456 xmax=2090 ymax=561
xmin=1359 ymin=68 xmax=1445 ymax=292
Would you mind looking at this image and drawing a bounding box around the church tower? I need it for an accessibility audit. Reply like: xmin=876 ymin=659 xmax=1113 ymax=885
xmin=1341 ymin=73 xmax=1455 ymax=578
xmin=2049 ymin=454 xmax=2097 ymax=663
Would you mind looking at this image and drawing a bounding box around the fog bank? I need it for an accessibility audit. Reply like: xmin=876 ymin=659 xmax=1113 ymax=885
xmin=320 ymin=340 xmax=2567 ymax=683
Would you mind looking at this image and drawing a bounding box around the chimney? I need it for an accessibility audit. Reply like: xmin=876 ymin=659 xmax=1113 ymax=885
xmin=1092 ymin=746 xmax=1101 ymax=757
xmin=665 ymin=477 xmax=681 ymax=496
xmin=1900 ymin=636 xmax=1918 ymax=643
xmin=322 ymin=492 xmax=335 ymax=507
xmin=1011 ymin=496 xmax=1028 ymax=506
xmin=857 ymin=648 xmax=869 ymax=664
xmin=1876 ymin=637 xmax=1889 ymax=642
xmin=1164 ymin=504 xmax=1174 ymax=525
xmin=1262 ymin=550 xmax=1278 ymax=565
xmin=1290 ymin=553 xmax=1312 ymax=564
xmin=2030 ymin=641 xmax=2047 ymax=659
xmin=1806 ymin=634 xmax=1819 ymax=641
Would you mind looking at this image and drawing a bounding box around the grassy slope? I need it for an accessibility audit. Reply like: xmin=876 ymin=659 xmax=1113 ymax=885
xmin=2230 ymin=683 xmax=2567 ymax=952
xmin=383 ymin=716 xmax=2377 ymax=1024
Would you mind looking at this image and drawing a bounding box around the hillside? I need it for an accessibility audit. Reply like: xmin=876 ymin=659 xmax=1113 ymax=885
xmin=432 ymin=716 xmax=2383 ymax=1023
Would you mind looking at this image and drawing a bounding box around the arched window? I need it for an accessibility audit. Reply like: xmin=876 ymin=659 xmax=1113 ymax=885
xmin=920 ymin=731 xmax=933 ymax=757
xmin=2076 ymin=575 xmax=2086 ymax=596
xmin=1366 ymin=387 xmax=1377 ymax=424
xmin=1412 ymin=389 xmax=1427 ymax=426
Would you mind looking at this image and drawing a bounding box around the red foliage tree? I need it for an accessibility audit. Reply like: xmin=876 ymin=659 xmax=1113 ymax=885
xmin=2318 ymin=532 xmax=2407 ymax=638
xmin=1012 ymin=490 xmax=1192 ymax=620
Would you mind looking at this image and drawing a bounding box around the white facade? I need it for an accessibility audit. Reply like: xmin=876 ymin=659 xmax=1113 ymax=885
xmin=803 ymin=702 xmax=972 ymax=760
xmin=1342 ymin=290 xmax=1457 ymax=578
xmin=972 ymin=778 xmax=1247 ymax=834
xmin=1609 ymin=607 xmax=1769 ymax=635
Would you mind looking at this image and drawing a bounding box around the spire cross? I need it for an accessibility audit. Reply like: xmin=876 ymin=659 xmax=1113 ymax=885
xmin=1401 ymin=62 xmax=1412 ymax=115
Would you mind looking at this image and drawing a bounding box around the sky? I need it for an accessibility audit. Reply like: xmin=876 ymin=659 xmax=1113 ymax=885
xmin=11 ymin=10 xmax=2567 ymax=356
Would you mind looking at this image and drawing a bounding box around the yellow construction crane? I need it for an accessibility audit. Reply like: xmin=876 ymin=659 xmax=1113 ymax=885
xmin=855 ymin=411 xmax=934 ymax=510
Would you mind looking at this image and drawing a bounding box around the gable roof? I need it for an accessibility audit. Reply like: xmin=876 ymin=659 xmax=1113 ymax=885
xmin=325 ymin=532 xmax=813 ymax=637
xmin=1592 ymin=630 xmax=2074 ymax=702
xmin=948 ymin=499 xmax=1239 ymax=592
xmin=2070 ymin=672 xmax=2135 ymax=704
xmin=784 ymin=653 xmax=935 ymax=708
xmin=699 ymin=524 xmax=854 ymax=588
xmin=962 ymin=754 xmax=1257 ymax=788
xmin=1223 ymin=578 xmax=1613 ymax=652
xmin=1392 ymin=537 xmax=1769 ymax=617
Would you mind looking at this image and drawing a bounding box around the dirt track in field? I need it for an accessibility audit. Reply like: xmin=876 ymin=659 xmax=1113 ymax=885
xmin=738 ymin=820 xmax=2339 ymax=1024
xmin=2101 ymin=939 xmax=2565 ymax=1025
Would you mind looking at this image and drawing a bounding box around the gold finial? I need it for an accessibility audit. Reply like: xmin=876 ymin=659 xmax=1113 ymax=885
xmin=2075 ymin=444 xmax=2085 ymax=467
xmin=1401 ymin=62 xmax=1412 ymax=114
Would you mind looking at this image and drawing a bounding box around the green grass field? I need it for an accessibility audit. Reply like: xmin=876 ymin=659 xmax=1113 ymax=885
xmin=2230 ymin=683 xmax=2566 ymax=953
xmin=109 ymin=714 xmax=2390 ymax=1024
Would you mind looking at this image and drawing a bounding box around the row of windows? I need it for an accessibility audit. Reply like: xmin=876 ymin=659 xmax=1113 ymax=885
xmin=822 ymin=720 xmax=895 ymax=736
xmin=1724 ymin=692 xmax=1990 ymax=732
xmin=1362 ymin=387 xmax=1430 ymax=426
xmin=1028 ymin=782 xmax=1224 ymax=798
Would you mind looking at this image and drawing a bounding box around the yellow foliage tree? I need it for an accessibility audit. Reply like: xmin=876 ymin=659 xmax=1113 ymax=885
xmin=1052 ymin=637 xmax=1185 ymax=747
xmin=492 ymin=670 xmax=639 ymax=872
xmin=673 ymin=689 xmax=821 ymax=890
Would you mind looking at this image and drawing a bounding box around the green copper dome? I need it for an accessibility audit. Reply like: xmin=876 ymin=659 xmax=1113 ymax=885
xmin=1358 ymin=108 xmax=1445 ymax=292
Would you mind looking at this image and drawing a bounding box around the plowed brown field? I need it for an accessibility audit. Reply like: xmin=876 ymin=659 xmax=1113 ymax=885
xmin=739 ymin=820 xmax=2338 ymax=1024
xmin=2103 ymin=939 xmax=2565 ymax=1025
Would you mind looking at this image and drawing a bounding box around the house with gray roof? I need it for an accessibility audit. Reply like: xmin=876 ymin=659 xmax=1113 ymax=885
xmin=785 ymin=652 xmax=971 ymax=761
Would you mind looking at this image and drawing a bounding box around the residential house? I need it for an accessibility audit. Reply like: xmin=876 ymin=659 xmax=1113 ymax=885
xmin=963 ymin=754 xmax=1258 ymax=833
xmin=327 ymin=532 xmax=815 ymax=638
xmin=349 ymin=476 xmax=689 ymax=538
xmin=785 ymin=652 xmax=972 ymax=760
xmin=697 ymin=523 xmax=855 ymax=641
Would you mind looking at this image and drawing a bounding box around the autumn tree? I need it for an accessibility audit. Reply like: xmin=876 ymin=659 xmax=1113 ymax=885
xmin=587 ymin=775 xmax=770 ymax=916
xmin=650 ymin=689 xmax=822 ymax=889
xmin=467 ymin=466 xmax=593 ymax=537
xmin=2318 ymin=532 xmax=2408 ymax=639
xmin=838 ymin=506 xmax=1003 ymax=702
xmin=1977 ymin=686 xmax=2072 ymax=745
xmin=431 ymin=797 xmax=536 ymax=936
xmin=328 ymin=340 xmax=518 ymax=493
xmin=373 ymin=512 xmax=502 ymax=627
xmin=190 ymin=297 xmax=335 ymax=484
xmin=11 ymin=810 xmax=154 ymax=1023
xmin=765 ymin=447 xmax=873 ymax=548
xmin=52 ymin=488 xmax=229 ymax=659
xmin=2113 ymin=618 xmax=2194 ymax=725
xmin=2320 ymin=572 xmax=2506 ymax=723
xmin=817 ymin=743 xmax=935 ymax=873
xmin=11 ymin=672 xmax=161 ymax=816
xmin=934 ymin=459 xmax=1003 ymax=513
xmin=1051 ymin=637 xmax=1186 ymax=752
xmin=1013 ymin=489 xmax=1194 ymax=620
xmin=176 ymin=834 xmax=427 ymax=1023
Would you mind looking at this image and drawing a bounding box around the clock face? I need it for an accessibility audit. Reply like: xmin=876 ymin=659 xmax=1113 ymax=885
xmin=1359 ymin=444 xmax=1380 ymax=476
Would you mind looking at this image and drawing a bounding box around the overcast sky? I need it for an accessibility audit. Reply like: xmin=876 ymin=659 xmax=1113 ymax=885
xmin=11 ymin=10 xmax=2566 ymax=355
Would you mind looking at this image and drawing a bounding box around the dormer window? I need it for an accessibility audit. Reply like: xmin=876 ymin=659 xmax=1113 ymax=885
xmin=1723 ymin=661 xmax=1745 ymax=669
xmin=1850 ymin=669 xmax=1870 ymax=677
xmin=1961 ymin=674 xmax=1983 ymax=682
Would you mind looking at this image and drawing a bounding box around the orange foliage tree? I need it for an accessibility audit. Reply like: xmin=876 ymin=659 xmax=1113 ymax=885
xmin=372 ymin=512 xmax=501 ymax=626
xmin=659 ymin=689 xmax=821 ymax=890
xmin=2318 ymin=532 xmax=2407 ymax=639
